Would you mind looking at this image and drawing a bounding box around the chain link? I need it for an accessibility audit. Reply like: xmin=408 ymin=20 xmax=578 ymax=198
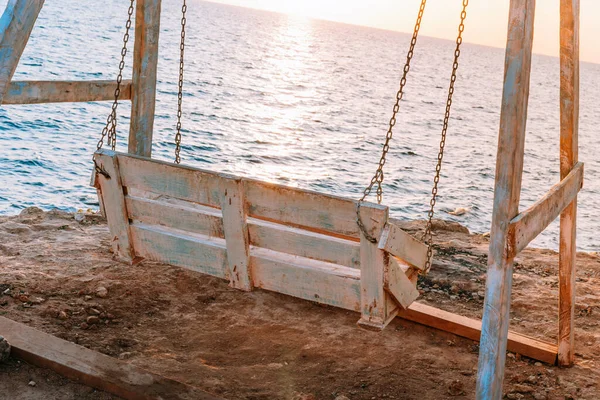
xmin=356 ymin=0 xmax=427 ymax=243
xmin=422 ymin=0 xmax=468 ymax=273
xmin=174 ymin=0 xmax=187 ymax=164
xmin=95 ymin=0 xmax=135 ymax=156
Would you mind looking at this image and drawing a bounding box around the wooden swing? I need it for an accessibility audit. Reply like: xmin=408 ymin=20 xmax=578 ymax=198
xmin=91 ymin=0 xmax=462 ymax=330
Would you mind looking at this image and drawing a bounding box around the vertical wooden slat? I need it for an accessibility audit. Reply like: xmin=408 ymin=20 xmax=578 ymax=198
xmin=357 ymin=203 xmax=394 ymax=330
xmin=94 ymin=150 xmax=134 ymax=262
xmin=221 ymin=179 xmax=252 ymax=291
xmin=0 ymin=0 xmax=45 ymax=103
xmin=476 ymin=1 xmax=536 ymax=399
xmin=558 ymin=0 xmax=580 ymax=367
xmin=128 ymin=0 xmax=161 ymax=157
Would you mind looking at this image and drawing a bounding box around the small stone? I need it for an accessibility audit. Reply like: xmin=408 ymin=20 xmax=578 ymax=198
xmin=95 ymin=287 xmax=108 ymax=299
xmin=118 ymin=352 xmax=133 ymax=360
xmin=28 ymin=380 xmax=36 ymax=387
xmin=88 ymin=308 xmax=101 ymax=315
xmin=58 ymin=311 xmax=68 ymax=320
xmin=80 ymin=322 xmax=89 ymax=330
xmin=106 ymin=313 xmax=116 ymax=320
xmin=2 ymin=288 xmax=10 ymax=295
xmin=0 ymin=335 xmax=11 ymax=363
xmin=448 ymin=380 xmax=465 ymax=396
xmin=526 ymin=375 xmax=538 ymax=384
xmin=31 ymin=297 xmax=45 ymax=305
xmin=17 ymin=294 xmax=29 ymax=302
xmin=506 ymin=394 xmax=524 ymax=400
xmin=534 ymin=362 xmax=542 ymax=367
xmin=86 ymin=316 xmax=100 ymax=325
xmin=533 ymin=392 xmax=547 ymax=400
xmin=0 ymin=298 xmax=8 ymax=306
xmin=334 ymin=396 xmax=350 ymax=400
xmin=84 ymin=295 xmax=92 ymax=301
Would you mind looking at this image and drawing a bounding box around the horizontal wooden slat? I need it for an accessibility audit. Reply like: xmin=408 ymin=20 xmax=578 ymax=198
xmin=113 ymin=150 xmax=231 ymax=208
xmin=378 ymin=222 xmax=428 ymax=270
xmin=126 ymin=195 xmax=224 ymax=238
xmin=248 ymin=219 xmax=360 ymax=269
xmin=508 ymin=162 xmax=584 ymax=257
xmin=0 ymin=316 xmax=221 ymax=400
xmin=3 ymin=80 xmax=132 ymax=104
xmin=251 ymin=247 xmax=362 ymax=311
xmin=399 ymin=303 xmax=558 ymax=364
xmin=130 ymin=223 xmax=229 ymax=279
xmin=245 ymin=180 xmax=385 ymax=238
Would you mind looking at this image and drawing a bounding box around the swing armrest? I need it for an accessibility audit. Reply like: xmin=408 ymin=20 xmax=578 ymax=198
xmin=378 ymin=222 xmax=428 ymax=271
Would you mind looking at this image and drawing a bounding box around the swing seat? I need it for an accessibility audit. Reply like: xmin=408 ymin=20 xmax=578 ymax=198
xmin=92 ymin=149 xmax=430 ymax=330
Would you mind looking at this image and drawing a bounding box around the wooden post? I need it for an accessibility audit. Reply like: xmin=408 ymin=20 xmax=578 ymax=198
xmin=221 ymin=179 xmax=252 ymax=291
xmin=0 ymin=0 xmax=45 ymax=103
xmin=476 ymin=1 xmax=536 ymax=399
xmin=128 ymin=0 xmax=161 ymax=157
xmin=558 ymin=0 xmax=580 ymax=367
xmin=357 ymin=203 xmax=396 ymax=330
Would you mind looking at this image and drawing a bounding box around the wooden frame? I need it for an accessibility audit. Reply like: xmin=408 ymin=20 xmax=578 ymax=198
xmin=0 ymin=0 xmax=583 ymax=398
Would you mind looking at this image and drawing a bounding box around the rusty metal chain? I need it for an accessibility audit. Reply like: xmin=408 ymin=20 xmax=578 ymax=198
xmin=356 ymin=0 xmax=427 ymax=243
xmin=95 ymin=0 xmax=135 ymax=156
xmin=174 ymin=0 xmax=187 ymax=164
xmin=422 ymin=0 xmax=468 ymax=273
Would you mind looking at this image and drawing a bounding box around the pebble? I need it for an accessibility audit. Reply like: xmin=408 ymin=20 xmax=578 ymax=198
xmin=447 ymin=380 xmax=464 ymax=396
xmin=86 ymin=316 xmax=100 ymax=325
xmin=80 ymin=322 xmax=89 ymax=330
xmin=84 ymin=295 xmax=92 ymax=301
xmin=95 ymin=287 xmax=108 ymax=298
xmin=88 ymin=308 xmax=101 ymax=315
xmin=28 ymin=380 xmax=36 ymax=387
xmin=534 ymin=362 xmax=542 ymax=367
xmin=0 ymin=335 xmax=10 ymax=363
xmin=58 ymin=311 xmax=68 ymax=320
xmin=118 ymin=352 xmax=133 ymax=360
xmin=31 ymin=297 xmax=45 ymax=305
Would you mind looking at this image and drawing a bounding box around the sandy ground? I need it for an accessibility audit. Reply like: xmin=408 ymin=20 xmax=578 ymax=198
xmin=0 ymin=207 xmax=598 ymax=400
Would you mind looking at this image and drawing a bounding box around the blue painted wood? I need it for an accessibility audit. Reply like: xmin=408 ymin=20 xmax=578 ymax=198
xmin=0 ymin=0 xmax=45 ymax=103
xmin=476 ymin=1 xmax=536 ymax=399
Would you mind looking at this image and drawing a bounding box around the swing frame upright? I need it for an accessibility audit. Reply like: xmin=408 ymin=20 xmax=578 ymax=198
xmin=0 ymin=1 xmax=583 ymax=399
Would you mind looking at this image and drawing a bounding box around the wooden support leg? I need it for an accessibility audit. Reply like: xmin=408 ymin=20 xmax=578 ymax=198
xmin=357 ymin=203 xmax=396 ymax=330
xmin=221 ymin=179 xmax=252 ymax=291
xmin=0 ymin=0 xmax=45 ymax=103
xmin=558 ymin=0 xmax=580 ymax=367
xmin=476 ymin=1 xmax=536 ymax=399
xmin=128 ymin=0 xmax=162 ymax=157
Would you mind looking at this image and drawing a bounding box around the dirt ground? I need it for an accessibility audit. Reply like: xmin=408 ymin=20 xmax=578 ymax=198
xmin=0 ymin=207 xmax=598 ymax=400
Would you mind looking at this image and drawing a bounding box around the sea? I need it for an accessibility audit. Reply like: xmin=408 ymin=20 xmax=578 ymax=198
xmin=1 ymin=0 xmax=599 ymax=252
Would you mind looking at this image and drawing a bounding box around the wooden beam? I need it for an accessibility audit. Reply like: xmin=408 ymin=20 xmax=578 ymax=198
xmin=399 ymin=303 xmax=558 ymax=365
xmin=477 ymin=1 xmax=536 ymax=399
xmin=507 ymin=162 xmax=583 ymax=257
xmin=3 ymin=80 xmax=132 ymax=104
xmin=385 ymin=256 xmax=419 ymax=309
xmin=0 ymin=0 xmax=44 ymax=102
xmin=0 ymin=316 xmax=221 ymax=400
xmin=93 ymin=150 xmax=134 ymax=262
xmin=558 ymin=0 xmax=580 ymax=367
xmin=221 ymin=179 xmax=252 ymax=291
xmin=128 ymin=0 xmax=162 ymax=157
xmin=378 ymin=222 xmax=428 ymax=271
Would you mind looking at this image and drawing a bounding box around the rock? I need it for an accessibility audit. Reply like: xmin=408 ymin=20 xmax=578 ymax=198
xmin=447 ymin=380 xmax=465 ymax=396
xmin=334 ymin=396 xmax=350 ymax=400
xmin=31 ymin=297 xmax=45 ymax=305
xmin=0 ymin=298 xmax=7 ymax=306
xmin=2 ymin=288 xmax=10 ymax=295
xmin=58 ymin=311 xmax=68 ymax=320
xmin=84 ymin=295 xmax=93 ymax=301
xmin=80 ymin=322 xmax=89 ymax=330
xmin=534 ymin=362 xmax=542 ymax=367
xmin=118 ymin=352 xmax=133 ymax=360
xmin=86 ymin=316 xmax=100 ymax=325
xmin=95 ymin=287 xmax=108 ymax=298
xmin=533 ymin=392 xmax=547 ymax=400
xmin=88 ymin=308 xmax=101 ymax=315
xmin=430 ymin=219 xmax=470 ymax=234
xmin=506 ymin=394 xmax=524 ymax=400
xmin=482 ymin=231 xmax=491 ymax=238
xmin=526 ymin=375 xmax=538 ymax=384
xmin=0 ymin=336 xmax=11 ymax=363
xmin=28 ymin=380 xmax=36 ymax=387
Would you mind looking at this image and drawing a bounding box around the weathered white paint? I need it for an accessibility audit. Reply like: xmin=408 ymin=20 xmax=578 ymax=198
xmin=385 ymin=257 xmax=419 ymax=310
xmin=3 ymin=80 xmax=132 ymax=104
xmin=378 ymin=222 xmax=428 ymax=271
xmin=0 ymin=0 xmax=44 ymax=103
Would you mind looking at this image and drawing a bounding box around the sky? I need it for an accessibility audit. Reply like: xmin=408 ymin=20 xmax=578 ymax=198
xmin=210 ymin=0 xmax=600 ymax=64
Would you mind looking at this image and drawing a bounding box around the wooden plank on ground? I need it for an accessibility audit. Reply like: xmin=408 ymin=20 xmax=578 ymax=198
xmin=400 ymin=303 xmax=558 ymax=365
xmin=3 ymin=80 xmax=132 ymax=104
xmin=385 ymin=256 xmax=419 ymax=310
xmin=507 ymin=162 xmax=583 ymax=257
xmin=0 ymin=0 xmax=45 ymax=103
xmin=477 ymin=1 xmax=536 ymax=398
xmin=129 ymin=0 xmax=162 ymax=157
xmin=115 ymin=151 xmax=231 ymax=208
xmin=129 ymin=223 xmax=229 ymax=279
xmin=558 ymin=0 xmax=580 ymax=368
xmin=378 ymin=222 xmax=428 ymax=271
xmin=221 ymin=179 xmax=252 ymax=290
xmin=250 ymin=247 xmax=361 ymax=312
xmin=94 ymin=150 xmax=134 ymax=261
xmin=244 ymin=179 xmax=378 ymax=238
xmin=0 ymin=316 xmax=221 ymax=400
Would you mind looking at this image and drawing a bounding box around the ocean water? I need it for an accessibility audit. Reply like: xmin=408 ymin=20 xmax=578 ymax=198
xmin=1 ymin=0 xmax=599 ymax=251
